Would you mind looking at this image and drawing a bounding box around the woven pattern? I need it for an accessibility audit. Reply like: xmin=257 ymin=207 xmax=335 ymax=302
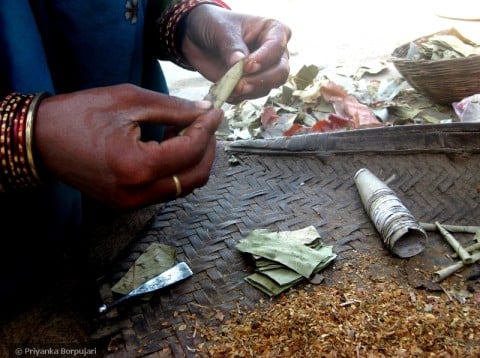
xmin=97 ymin=129 xmax=480 ymax=357
xmin=391 ymin=28 xmax=480 ymax=105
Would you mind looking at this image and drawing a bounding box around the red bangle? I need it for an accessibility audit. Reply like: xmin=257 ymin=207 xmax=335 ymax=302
xmin=0 ymin=92 xmax=50 ymax=192
xmin=157 ymin=0 xmax=231 ymax=70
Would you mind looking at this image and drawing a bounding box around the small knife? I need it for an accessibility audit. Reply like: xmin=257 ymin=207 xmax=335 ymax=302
xmin=98 ymin=262 xmax=193 ymax=313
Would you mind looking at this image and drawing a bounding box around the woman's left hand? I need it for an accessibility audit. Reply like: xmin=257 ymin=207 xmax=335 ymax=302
xmin=181 ymin=5 xmax=291 ymax=103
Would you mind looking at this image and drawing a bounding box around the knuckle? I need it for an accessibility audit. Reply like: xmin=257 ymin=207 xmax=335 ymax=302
xmin=166 ymin=94 xmax=193 ymax=110
xmin=125 ymin=166 xmax=153 ymax=186
xmin=114 ymin=83 xmax=139 ymax=96
xmin=265 ymin=18 xmax=291 ymax=41
xmin=110 ymin=156 xmax=153 ymax=187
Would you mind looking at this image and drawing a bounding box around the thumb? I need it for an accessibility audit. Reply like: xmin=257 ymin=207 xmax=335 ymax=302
xmin=218 ymin=30 xmax=249 ymax=67
xmin=227 ymin=50 xmax=248 ymax=68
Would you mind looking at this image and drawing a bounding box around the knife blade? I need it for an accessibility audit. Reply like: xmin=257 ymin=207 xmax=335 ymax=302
xmin=98 ymin=262 xmax=193 ymax=313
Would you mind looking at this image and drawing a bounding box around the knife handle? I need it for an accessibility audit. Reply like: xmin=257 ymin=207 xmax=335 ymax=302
xmin=98 ymin=293 xmax=136 ymax=314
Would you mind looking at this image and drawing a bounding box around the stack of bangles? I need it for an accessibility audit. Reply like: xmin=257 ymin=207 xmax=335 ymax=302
xmin=0 ymin=0 xmax=231 ymax=191
xmin=0 ymin=92 xmax=50 ymax=192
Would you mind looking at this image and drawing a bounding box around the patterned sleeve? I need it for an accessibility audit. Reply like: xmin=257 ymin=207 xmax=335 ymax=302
xmin=156 ymin=0 xmax=231 ymax=70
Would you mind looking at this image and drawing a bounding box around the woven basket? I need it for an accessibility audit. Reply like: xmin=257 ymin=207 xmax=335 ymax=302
xmin=391 ymin=28 xmax=480 ymax=105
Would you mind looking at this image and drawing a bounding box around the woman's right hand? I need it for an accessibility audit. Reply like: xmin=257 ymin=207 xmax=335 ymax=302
xmin=35 ymin=84 xmax=223 ymax=209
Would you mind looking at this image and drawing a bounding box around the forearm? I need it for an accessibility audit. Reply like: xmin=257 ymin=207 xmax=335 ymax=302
xmin=154 ymin=0 xmax=230 ymax=69
xmin=0 ymin=92 xmax=49 ymax=192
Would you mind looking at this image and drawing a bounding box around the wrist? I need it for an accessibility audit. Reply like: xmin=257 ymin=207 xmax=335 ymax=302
xmin=157 ymin=0 xmax=231 ymax=70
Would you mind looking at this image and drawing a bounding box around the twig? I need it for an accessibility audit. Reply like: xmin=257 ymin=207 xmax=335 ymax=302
xmin=439 ymin=284 xmax=453 ymax=301
xmin=339 ymin=299 xmax=361 ymax=307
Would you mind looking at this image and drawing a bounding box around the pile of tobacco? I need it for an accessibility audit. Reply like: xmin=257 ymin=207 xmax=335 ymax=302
xmin=195 ymin=261 xmax=480 ymax=357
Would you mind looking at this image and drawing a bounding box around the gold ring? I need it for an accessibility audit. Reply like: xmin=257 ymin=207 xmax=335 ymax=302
xmin=172 ymin=175 xmax=182 ymax=197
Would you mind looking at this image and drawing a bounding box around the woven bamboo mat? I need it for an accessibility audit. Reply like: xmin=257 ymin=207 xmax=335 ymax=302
xmin=96 ymin=123 xmax=480 ymax=357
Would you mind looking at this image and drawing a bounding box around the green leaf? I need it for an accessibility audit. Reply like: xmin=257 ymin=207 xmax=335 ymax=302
xmin=111 ymin=243 xmax=176 ymax=295
xmin=205 ymin=59 xmax=245 ymax=109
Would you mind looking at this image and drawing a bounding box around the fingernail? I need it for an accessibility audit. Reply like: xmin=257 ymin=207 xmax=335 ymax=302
xmin=195 ymin=100 xmax=213 ymax=110
xmin=230 ymin=51 xmax=246 ymax=66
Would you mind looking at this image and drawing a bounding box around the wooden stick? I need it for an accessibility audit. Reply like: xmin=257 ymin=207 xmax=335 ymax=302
xmin=435 ymin=222 xmax=473 ymax=264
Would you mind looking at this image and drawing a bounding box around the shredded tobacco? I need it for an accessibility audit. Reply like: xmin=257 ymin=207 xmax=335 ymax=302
xmin=195 ymin=267 xmax=480 ymax=357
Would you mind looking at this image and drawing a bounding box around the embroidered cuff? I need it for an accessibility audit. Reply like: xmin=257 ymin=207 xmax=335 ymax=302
xmin=157 ymin=0 xmax=231 ymax=70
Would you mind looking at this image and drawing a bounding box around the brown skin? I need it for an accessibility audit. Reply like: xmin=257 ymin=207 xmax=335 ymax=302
xmin=33 ymin=5 xmax=291 ymax=210
xmin=183 ymin=6 xmax=291 ymax=102
xmin=36 ymin=85 xmax=222 ymax=209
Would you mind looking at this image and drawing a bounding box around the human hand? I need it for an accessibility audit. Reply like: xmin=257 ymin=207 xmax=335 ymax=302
xmin=35 ymin=84 xmax=222 ymax=209
xmin=181 ymin=5 xmax=291 ymax=103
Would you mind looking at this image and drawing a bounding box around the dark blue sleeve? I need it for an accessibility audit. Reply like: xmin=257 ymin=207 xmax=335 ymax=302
xmin=0 ymin=0 xmax=54 ymax=95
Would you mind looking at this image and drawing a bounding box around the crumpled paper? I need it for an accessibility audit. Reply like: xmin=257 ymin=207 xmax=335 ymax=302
xmin=453 ymin=94 xmax=480 ymax=122
xmin=236 ymin=226 xmax=336 ymax=296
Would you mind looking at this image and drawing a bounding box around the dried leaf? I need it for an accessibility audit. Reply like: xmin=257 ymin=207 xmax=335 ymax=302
xmin=220 ymin=56 xmax=456 ymax=141
xmin=111 ymin=243 xmax=176 ymax=295
xmin=320 ymin=81 xmax=349 ymax=102
xmin=283 ymin=123 xmax=311 ymax=136
xmin=353 ymin=60 xmax=389 ymax=80
xmin=343 ymin=96 xmax=382 ymax=128
xmin=205 ymin=59 xmax=245 ymax=108
xmin=260 ymin=106 xmax=279 ymax=128
xmin=263 ymin=113 xmax=297 ymax=138
xmin=292 ymin=64 xmax=320 ymax=90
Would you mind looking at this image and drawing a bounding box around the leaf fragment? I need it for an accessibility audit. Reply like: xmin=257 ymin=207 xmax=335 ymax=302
xmin=204 ymin=59 xmax=245 ymax=108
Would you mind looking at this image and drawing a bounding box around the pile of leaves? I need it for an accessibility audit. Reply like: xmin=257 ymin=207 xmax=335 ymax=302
xmin=196 ymin=265 xmax=480 ymax=357
xmin=220 ymin=61 xmax=456 ymax=141
xmin=406 ymin=34 xmax=480 ymax=61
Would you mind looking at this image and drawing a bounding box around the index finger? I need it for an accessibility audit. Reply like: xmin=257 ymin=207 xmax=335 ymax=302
xmin=122 ymin=86 xmax=214 ymax=128
xmin=143 ymin=108 xmax=223 ymax=176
